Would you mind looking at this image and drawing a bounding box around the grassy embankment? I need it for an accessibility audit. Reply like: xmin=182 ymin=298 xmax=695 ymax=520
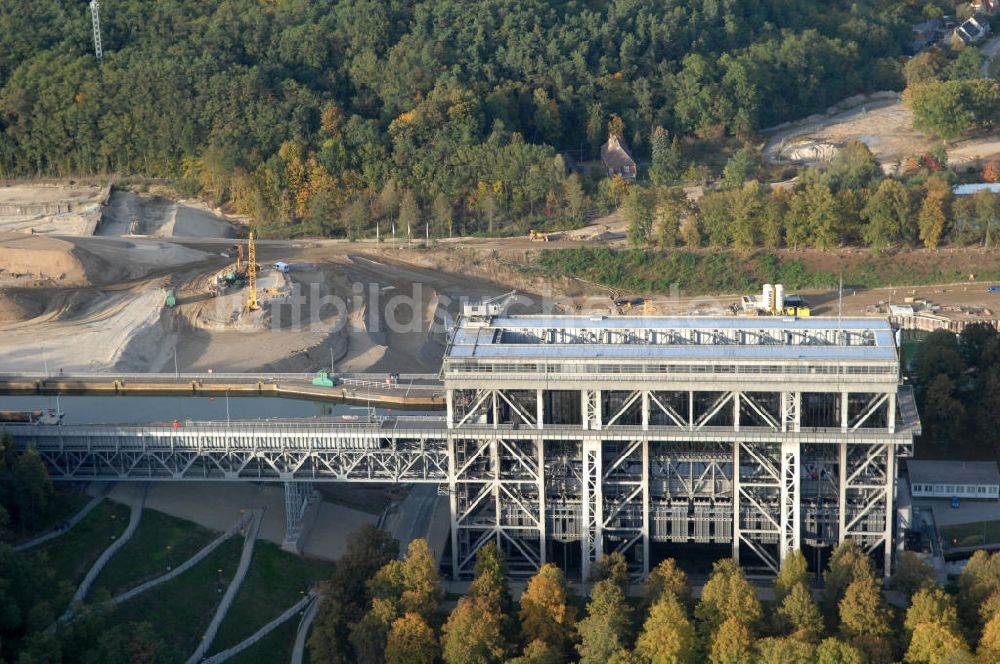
xmin=89 ymin=507 xmax=219 ymax=597
xmin=103 ymin=536 xmax=244 ymax=655
xmin=209 ymin=541 xmax=335 ymax=660
xmin=21 ymin=505 xmax=336 ymax=659
xmin=530 ymin=248 xmax=1000 ymax=294
xmin=26 ymin=499 xmax=131 ymax=617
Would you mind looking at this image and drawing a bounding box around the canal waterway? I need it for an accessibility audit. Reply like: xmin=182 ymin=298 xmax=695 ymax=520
xmin=0 ymin=394 xmax=433 ymax=425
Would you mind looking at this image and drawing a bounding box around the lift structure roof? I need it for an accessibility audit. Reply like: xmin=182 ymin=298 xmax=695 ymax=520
xmin=445 ymin=315 xmax=898 ymax=363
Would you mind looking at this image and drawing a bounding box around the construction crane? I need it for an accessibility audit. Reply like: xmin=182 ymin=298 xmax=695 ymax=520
xmin=246 ymin=233 xmax=259 ymax=311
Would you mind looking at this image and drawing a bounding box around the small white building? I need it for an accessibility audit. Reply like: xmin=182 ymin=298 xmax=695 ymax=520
xmin=907 ymin=460 xmax=1000 ymax=500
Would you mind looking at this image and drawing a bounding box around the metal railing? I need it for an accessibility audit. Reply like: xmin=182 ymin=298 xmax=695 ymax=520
xmin=0 ymin=371 xmax=442 ymax=393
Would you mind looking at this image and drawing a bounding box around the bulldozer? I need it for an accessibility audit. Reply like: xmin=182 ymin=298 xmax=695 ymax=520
xmin=528 ymin=230 xmax=549 ymax=242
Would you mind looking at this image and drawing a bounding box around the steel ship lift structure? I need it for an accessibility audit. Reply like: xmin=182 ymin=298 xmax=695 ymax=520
xmin=5 ymin=311 xmax=918 ymax=580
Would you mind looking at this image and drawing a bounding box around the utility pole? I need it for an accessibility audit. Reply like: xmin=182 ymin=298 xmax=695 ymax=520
xmin=90 ymin=1 xmax=104 ymax=63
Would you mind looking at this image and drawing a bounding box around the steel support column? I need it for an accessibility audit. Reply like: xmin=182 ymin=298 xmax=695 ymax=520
xmin=779 ymin=440 xmax=800 ymax=561
xmin=284 ymin=481 xmax=314 ymax=544
xmin=581 ymin=437 xmax=602 ymax=579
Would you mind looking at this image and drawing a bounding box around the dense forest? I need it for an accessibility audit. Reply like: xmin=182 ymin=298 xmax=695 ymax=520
xmin=0 ymin=0 xmax=943 ymax=237
xmin=913 ymin=324 xmax=1000 ymax=459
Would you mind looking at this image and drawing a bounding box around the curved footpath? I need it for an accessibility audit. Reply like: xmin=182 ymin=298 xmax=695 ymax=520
xmin=202 ymin=590 xmax=317 ymax=664
xmin=58 ymin=483 xmax=147 ymax=624
xmin=111 ymin=511 xmax=254 ymax=606
xmin=186 ymin=508 xmax=264 ymax=664
xmin=13 ymin=484 xmax=111 ymax=552
xmin=290 ymin=591 xmax=322 ymax=664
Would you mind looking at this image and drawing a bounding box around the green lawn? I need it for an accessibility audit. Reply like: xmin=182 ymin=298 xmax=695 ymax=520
xmin=227 ymin=616 xmax=299 ymax=664
xmin=106 ymin=537 xmax=243 ymax=656
xmin=27 ymin=499 xmax=131 ymax=615
xmin=940 ymin=520 xmax=1000 ymax=549
xmin=11 ymin=488 xmax=90 ymax=545
xmin=90 ymin=507 xmax=219 ymax=597
xmin=209 ymin=541 xmax=334 ymax=654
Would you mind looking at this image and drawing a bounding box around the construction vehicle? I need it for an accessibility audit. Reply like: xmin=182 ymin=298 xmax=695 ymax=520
xmin=246 ymin=232 xmax=259 ymax=311
xmin=528 ymin=230 xmax=549 ymax=242
xmin=164 ymin=289 xmax=176 ymax=308
xmin=312 ymin=370 xmax=338 ymax=387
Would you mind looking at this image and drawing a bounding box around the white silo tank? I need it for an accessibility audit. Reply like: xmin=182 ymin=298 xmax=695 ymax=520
xmin=762 ymin=284 xmax=774 ymax=313
xmin=774 ymin=284 xmax=785 ymax=314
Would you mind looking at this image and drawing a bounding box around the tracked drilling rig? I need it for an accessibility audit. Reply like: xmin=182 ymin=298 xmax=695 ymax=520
xmin=247 ymin=233 xmax=259 ymax=311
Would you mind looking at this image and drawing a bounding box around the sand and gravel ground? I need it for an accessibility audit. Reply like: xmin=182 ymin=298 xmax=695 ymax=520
xmin=0 ymin=183 xmax=108 ymax=236
xmin=97 ymin=191 xmax=237 ymax=238
xmin=763 ymin=91 xmax=1000 ymax=172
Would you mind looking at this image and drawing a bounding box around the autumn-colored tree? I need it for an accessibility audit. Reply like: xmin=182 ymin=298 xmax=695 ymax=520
xmin=815 ymin=637 xmax=865 ymax=664
xmin=378 ymin=179 xmax=401 ymax=221
xmin=904 ymin=586 xmax=962 ymax=643
xmin=918 ymin=177 xmax=952 ymax=248
xmin=589 ymin=552 xmax=630 ymax=590
xmin=519 ymin=564 xmax=577 ymax=658
xmin=507 ymin=639 xmax=563 ymax=664
xmin=644 ymin=557 xmax=692 ymax=608
xmin=839 ymin=577 xmax=893 ymax=641
xmin=441 ymin=596 xmax=507 ymax=664
xmin=651 ymin=187 xmax=689 ymax=249
xmin=608 ymin=113 xmax=625 ymax=139
xmin=729 ymin=180 xmax=766 ymax=252
xmin=905 ymin=622 xmax=970 ymax=664
xmin=755 ymin=636 xmax=815 ymax=664
xmin=398 ymin=189 xmax=420 ymax=238
xmin=979 ymin=588 xmax=1000 ymax=625
xmin=385 ymin=612 xmax=438 ymax=664
xmin=308 ymin=596 xmax=350 ymax=664
xmin=431 ymin=193 xmax=453 ymax=238
xmin=958 ymin=550 xmax=1000 ymax=630
xmin=625 ymin=186 xmax=656 ymax=247
xmin=562 ymin=173 xmax=588 ymax=221
xmin=979 ymin=612 xmax=1000 ymax=663
xmin=982 ymin=160 xmax=1000 ymax=184
xmin=679 ymin=210 xmax=701 ymax=247
xmin=778 ymin=582 xmax=824 ymax=643
xmin=775 ymin=549 xmax=809 ymax=603
xmin=469 ymin=542 xmax=513 ymax=616
xmin=399 ymin=539 xmax=443 ymax=623
xmin=848 ymin=633 xmax=895 ymax=664
xmin=635 ymin=594 xmax=698 ymax=664
xmin=862 ymin=178 xmax=912 ymax=249
xmin=576 ymin=579 xmax=633 ymax=664
xmin=891 ymin=551 xmax=935 ymax=597
xmin=350 ymin=597 xmax=398 ymax=664
xmin=709 ymin=616 xmax=755 ymax=664
xmin=824 ymin=540 xmax=874 ymax=612
xmin=695 ymin=558 xmax=762 ymax=634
